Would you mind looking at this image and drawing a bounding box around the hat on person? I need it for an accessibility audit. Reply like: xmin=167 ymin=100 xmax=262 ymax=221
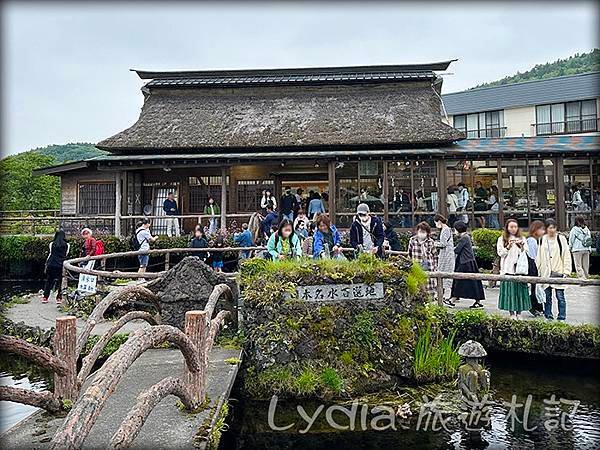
xmin=81 ymin=227 xmax=93 ymax=236
xmin=356 ymin=203 xmax=370 ymax=215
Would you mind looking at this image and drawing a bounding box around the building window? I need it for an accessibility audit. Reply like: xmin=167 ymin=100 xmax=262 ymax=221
xmin=78 ymin=182 xmax=115 ymax=215
xmin=335 ymin=162 xmax=384 ymax=228
xmin=535 ymin=100 xmax=597 ymax=135
xmin=189 ymin=176 xmax=222 ymax=213
xmin=453 ymin=110 xmax=505 ymax=138
xmin=236 ymin=179 xmax=274 ymax=212
xmin=388 ymin=161 xmax=437 ymax=228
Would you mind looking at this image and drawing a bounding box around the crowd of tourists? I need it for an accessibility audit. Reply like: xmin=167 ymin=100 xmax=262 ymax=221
xmin=41 ymin=183 xmax=596 ymax=320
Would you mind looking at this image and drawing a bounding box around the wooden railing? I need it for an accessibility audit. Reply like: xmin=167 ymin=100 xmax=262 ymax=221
xmin=50 ymin=283 xmax=233 ymax=449
xmin=0 ymin=285 xmax=159 ymax=412
xmin=431 ymin=270 xmax=600 ymax=306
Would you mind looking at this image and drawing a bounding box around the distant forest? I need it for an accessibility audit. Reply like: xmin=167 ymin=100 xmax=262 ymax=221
xmin=0 ymin=143 xmax=105 ymax=211
xmin=473 ymin=48 xmax=599 ymax=89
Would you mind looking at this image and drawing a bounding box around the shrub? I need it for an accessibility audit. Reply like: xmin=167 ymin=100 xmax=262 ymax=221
xmin=471 ymin=228 xmax=502 ymax=265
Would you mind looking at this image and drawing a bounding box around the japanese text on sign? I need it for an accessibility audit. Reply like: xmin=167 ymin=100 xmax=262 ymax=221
xmin=296 ymin=283 xmax=384 ymax=302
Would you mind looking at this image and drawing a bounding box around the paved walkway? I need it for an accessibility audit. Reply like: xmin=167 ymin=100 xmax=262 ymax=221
xmin=5 ymin=293 xmax=153 ymax=335
xmin=2 ymin=348 xmax=241 ymax=449
xmin=451 ymin=284 xmax=600 ymax=325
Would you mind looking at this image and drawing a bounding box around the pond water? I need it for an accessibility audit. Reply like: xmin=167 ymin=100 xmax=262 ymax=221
xmin=220 ymin=354 xmax=600 ymax=450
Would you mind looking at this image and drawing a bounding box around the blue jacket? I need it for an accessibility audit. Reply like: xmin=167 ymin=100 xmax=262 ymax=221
xmin=307 ymin=198 xmax=325 ymax=217
xmin=313 ymin=225 xmax=341 ymax=258
xmin=349 ymin=216 xmax=385 ymax=257
xmin=266 ymin=232 xmax=302 ymax=261
xmin=163 ymin=198 xmax=178 ymax=216
xmin=261 ymin=212 xmax=279 ymax=236
xmin=234 ymin=229 xmax=254 ymax=247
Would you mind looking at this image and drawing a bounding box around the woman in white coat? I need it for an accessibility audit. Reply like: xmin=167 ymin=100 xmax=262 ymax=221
xmin=497 ymin=218 xmax=531 ymax=319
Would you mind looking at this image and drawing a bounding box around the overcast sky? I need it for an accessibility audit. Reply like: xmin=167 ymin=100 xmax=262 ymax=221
xmin=1 ymin=1 xmax=597 ymax=156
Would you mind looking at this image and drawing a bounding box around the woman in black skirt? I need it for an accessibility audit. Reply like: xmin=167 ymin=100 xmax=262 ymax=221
xmin=450 ymin=221 xmax=485 ymax=308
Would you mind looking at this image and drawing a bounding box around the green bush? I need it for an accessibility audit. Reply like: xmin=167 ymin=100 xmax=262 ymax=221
xmin=471 ymin=228 xmax=502 ymax=264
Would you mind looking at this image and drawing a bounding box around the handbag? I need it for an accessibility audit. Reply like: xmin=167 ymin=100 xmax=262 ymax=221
xmin=535 ymin=285 xmax=546 ymax=304
xmin=514 ymin=250 xmax=529 ymax=275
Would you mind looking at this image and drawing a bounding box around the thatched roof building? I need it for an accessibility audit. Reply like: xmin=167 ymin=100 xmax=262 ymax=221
xmin=97 ymin=61 xmax=463 ymax=152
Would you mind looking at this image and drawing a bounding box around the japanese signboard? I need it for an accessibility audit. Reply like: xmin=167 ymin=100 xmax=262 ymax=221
xmin=77 ymin=261 xmax=97 ymax=295
xmin=296 ymin=283 xmax=384 ymax=302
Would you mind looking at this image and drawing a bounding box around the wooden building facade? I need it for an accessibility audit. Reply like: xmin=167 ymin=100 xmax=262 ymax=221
xmin=37 ymin=62 xmax=600 ymax=235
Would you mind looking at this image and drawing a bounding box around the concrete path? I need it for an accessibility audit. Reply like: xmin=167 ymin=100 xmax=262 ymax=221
xmin=2 ymin=347 xmax=242 ymax=449
xmin=451 ymin=284 xmax=600 ymax=325
xmin=4 ymin=293 xmax=153 ymax=335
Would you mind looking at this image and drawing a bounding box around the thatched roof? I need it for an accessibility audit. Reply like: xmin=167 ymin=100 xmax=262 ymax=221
xmin=98 ymin=66 xmax=464 ymax=152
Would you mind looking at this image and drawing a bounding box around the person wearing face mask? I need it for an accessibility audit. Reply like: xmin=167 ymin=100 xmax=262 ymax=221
xmin=408 ymin=222 xmax=438 ymax=297
xmin=266 ymin=219 xmax=302 ymax=261
xmin=449 ymin=221 xmax=485 ymax=308
xmin=203 ymin=197 xmax=221 ymax=236
xmin=433 ymin=214 xmax=455 ymax=305
xmin=349 ymin=203 xmax=385 ymax=258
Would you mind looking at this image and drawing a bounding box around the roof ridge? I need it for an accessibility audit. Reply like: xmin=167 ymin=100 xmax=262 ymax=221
xmin=133 ymin=60 xmax=457 ymax=80
xmin=444 ymin=71 xmax=600 ymax=96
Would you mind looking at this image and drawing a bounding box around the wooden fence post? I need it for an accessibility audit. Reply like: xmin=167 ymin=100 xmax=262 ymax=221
xmin=436 ymin=276 xmax=444 ymax=306
xmin=165 ymin=252 xmax=171 ymax=271
xmin=53 ymin=316 xmax=77 ymax=402
xmin=184 ymin=311 xmax=206 ymax=407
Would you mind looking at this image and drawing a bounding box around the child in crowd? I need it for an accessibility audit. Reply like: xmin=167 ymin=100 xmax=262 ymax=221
xmin=189 ymin=227 xmax=209 ymax=262
xmin=212 ymin=235 xmax=225 ymax=272
xmin=267 ymin=219 xmax=302 ymax=261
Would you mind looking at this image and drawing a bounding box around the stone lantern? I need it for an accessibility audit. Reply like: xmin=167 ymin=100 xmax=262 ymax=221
xmin=457 ymin=340 xmax=490 ymax=398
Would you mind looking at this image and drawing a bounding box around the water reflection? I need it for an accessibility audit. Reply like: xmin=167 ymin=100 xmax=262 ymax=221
xmin=221 ymin=355 xmax=600 ymax=450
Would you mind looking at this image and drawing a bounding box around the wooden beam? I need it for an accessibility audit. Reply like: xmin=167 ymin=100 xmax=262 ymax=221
xmin=220 ymin=167 xmax=228 ymax=229
xmin=114 ymin=172 xmax=122 ymax=237
xmin=328 ymin=161 xmax=337 ymax=224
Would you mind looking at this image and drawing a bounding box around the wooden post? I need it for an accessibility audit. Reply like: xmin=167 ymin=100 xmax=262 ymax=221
xmin=53 ymin=316 xmax=77 ymax=402
xmin=328 ymin=160 xmax=337 ymax=224
xmin=554 ymin=157 xmax=566 ymax=230
xmin=164 ymin=252 xmax=171 ymax=271
xmin=437 ymin=160 xmax=448 ymax=216
xmin=382 ymin=161 xmax=389 ymax=223
xmin=220 ymin=167 xmax=228 ymax=229
xmin=436 ymin=276 xmax=444 ymax=306
xmin=184 ymin=310 xmax=206 ymax=407
xmin=115 ymin=172 xmax=122 ymax=238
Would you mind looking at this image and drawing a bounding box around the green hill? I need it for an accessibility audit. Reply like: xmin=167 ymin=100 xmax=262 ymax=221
xmin=0 ymin=143 xmax=106 ymax=211
xmin=31 ymin=142 xmax=107 ymax=165
xmin=473 ymin=48 xmax=599 ymax=89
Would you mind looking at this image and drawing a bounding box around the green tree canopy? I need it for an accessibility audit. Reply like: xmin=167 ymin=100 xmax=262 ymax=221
xmin=0 ymin=152 xmax=61 ymax=210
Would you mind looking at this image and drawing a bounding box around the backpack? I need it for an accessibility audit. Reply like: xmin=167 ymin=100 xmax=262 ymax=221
xmin=95 ymin=240 xmax=105 ymax=256
xmin=130 ymin=229 xmax=143 ymax=251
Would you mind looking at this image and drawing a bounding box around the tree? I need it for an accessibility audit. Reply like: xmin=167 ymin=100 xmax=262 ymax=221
xmin=0 ymin=152 xmax=61 ymax=210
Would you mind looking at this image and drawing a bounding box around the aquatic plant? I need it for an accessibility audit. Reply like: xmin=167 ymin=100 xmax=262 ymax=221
xmin=413 ymin=325 xmax=460 ymax=382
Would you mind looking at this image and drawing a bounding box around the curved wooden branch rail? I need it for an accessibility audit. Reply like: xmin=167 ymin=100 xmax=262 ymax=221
xmin=76 ymin=285 xmax=160 ymax=355
xmin=50 ymin=325 xmax=201 ymax=450
xmin=204 ymin=283 xmax=234 ymax=321
xmin=0 ymin=335 xmax=68 ymax=375
xmin=77 ymin=311 xmax=159 ymax=387
xmin=207 ymin=310 xmax=232 ymax=360
xmin=0 ymin=386 xmax=62 ymax=412
xmin=108 ymin=377 xmax=194 ymax=449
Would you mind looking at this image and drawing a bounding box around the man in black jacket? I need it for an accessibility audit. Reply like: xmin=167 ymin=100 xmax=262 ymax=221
xmin=280 ymin=187 xmax=298 ymax=222
xmin=163 ymin=192 xmax=180 ymax=237
xmin=350 ymin=203 xmax=385 ymax=258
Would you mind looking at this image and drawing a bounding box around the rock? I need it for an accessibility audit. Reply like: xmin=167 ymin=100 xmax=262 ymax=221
xmin=147 ymin=257 xmax=239 ymax=329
